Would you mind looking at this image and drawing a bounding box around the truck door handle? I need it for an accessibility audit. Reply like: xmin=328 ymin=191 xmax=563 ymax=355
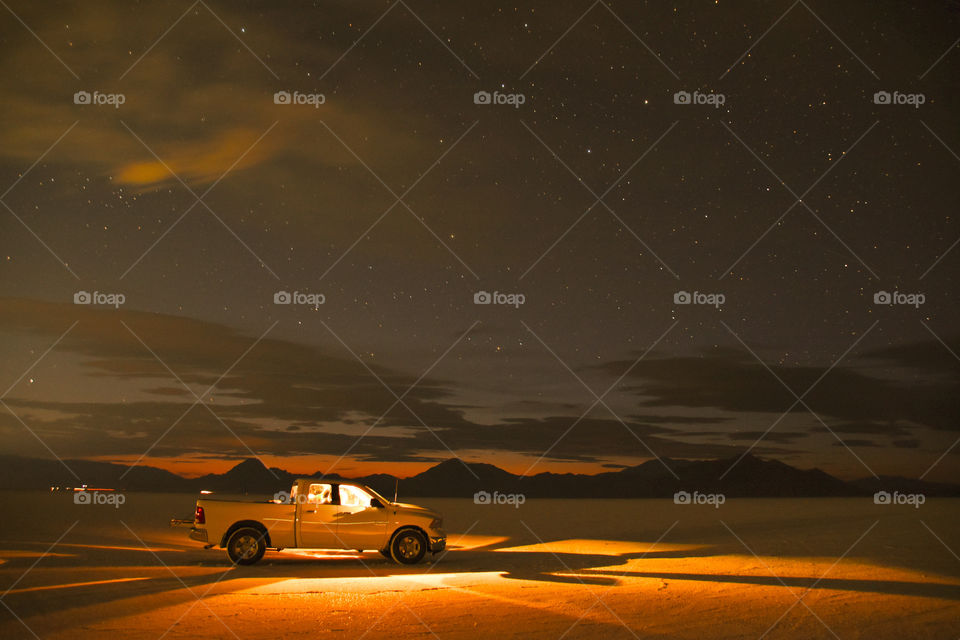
xmin=304 ymin=509 xmax=316 ymax=513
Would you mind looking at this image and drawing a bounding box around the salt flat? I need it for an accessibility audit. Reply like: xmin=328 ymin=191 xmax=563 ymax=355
xmin=0 ymin=492 xmax=957 ymax=638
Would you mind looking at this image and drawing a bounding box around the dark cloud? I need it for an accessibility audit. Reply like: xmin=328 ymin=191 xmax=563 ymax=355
xmin=591 ymin=344 xmax=960 ymax=432
xmin=724 ymin=430 xmax=808 ymax=444
xmin=0 ymin=298 xmax=795 ymax=465
xmin=812 ymin=422 xmax=913 ymax=437
xmin=892 ymin=439 xmax=921 ymax=449
xmin=832 ymin=439 xmax=880 ymax=448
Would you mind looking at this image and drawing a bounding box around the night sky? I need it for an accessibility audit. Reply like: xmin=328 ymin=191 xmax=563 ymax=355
xmin=1 ymin=0 xmax=957 ymax=482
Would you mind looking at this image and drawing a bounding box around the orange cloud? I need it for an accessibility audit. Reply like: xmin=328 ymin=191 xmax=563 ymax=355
xmin=116 ymin=161 xmax=171 ymax=185
xmin=115 ymin=127 xmax=275 ymax=188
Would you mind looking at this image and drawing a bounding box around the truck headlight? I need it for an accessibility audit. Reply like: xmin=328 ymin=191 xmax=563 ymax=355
xmin=430 ymin=518 xmax=443 ymax=530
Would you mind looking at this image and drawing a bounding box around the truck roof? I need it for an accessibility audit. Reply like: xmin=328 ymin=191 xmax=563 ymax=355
xmin=296 ymin=478 xmax=364 ymax=485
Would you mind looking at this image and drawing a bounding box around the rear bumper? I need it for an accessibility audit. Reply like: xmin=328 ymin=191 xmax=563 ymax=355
xmin=429 ymin=536 xmax=446 ymax=553
xmin=189 ymin=527 xmax=208 ymax=543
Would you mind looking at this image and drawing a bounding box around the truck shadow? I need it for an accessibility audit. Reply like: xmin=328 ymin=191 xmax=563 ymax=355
xmin=117 ymin=535 xmax=960 ymax=601
xmin=577 ymin=569 xmax=960 ymax=600
xmin=427 ymin=543 xmax=960 ymax=600
xmin=2 ymin=532 xmax=958 ymax=636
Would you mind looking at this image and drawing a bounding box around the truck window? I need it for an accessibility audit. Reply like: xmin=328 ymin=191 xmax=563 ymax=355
xmin=307 ymin=483 xmax=333 ymax=505
xmin=339 ymin=485 xmax=372 ymax=508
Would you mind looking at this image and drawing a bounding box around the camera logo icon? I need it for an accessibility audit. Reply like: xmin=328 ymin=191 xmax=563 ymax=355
xmin=473 ymin=490 xmax=491 ymax=504
xmin=73 ymin=90 xmax=92 ymax=105
xmin=873 ymin=291 xmax=891 ymax=305
xmin=673 ymin=490 xmax=691 ymax=504
xmin=673 ymin=91 xmax=691 ymax=105
xmin=473 ymin=90 xmax=492 ymax=105
xmin=73 ymin=291 xmax=92 ymax=304
xmin=873 ymin=491 xmax=891 ymax=505
xmin=274 ymin=291 xmax=292 ymax=304
xmin=673 ymin=291 xmax=692 ymax=305
xmin=474 ymin=291 xmax=492 ymax=305
xmin=274 ymin=91 xmax=292 ymax=105
xmin=873 ymin=91 xmax=891 ymax=105
xmin=73 ymin=491 xmax=92 ymax=504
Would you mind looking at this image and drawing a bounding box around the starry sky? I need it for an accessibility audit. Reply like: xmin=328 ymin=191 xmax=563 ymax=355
xmin=0 ymin=0 xmax=957 ymax=482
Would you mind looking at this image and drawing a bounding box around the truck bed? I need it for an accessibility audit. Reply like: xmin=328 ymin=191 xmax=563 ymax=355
xmin=197 ymin=498 xmax=297 ymax=548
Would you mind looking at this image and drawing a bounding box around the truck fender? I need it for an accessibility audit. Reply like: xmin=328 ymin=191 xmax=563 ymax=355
xmin=388 ymin=525 xmax=429 ymax=548
xmin=221 ymin=520 xmax=272 ymax=548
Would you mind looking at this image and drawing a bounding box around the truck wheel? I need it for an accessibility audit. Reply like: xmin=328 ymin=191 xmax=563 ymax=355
xmin=227 ymin=527 xmax=266 ymax=565
xmin=390 ymin=529 xmax=427 ymax=564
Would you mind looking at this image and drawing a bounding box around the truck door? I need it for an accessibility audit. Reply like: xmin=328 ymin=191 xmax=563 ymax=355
xmin=336 ymin=484 xmax=388 ymax=551
xmin=296 ymin=482 xmax=340 ymax=549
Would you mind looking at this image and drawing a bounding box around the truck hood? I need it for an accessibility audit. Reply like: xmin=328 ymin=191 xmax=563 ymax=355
xmin=391 ymin=502 xmax=440 ymax=519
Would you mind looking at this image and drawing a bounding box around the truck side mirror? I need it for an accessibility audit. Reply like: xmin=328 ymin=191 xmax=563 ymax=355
xmin=370 ymin=498 xmax=384 ymax=509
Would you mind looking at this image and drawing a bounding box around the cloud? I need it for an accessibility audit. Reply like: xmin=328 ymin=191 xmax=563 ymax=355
xmin=0 ymin=298 xmax=798 ymax=465
xmin=832 ymin=439 xmax=880 ymax=448
xmin=0 ymin=3 xmax=472 ymax=193
xmin=589 ymin=343 xmax=960 ymax=433
xmin=2 ymin=297 xmax=957 ymax=472
xmin=892 ymin=439 xmax=921 ymax=449
xmin=111 ymin=125 xmax=277 ymax=187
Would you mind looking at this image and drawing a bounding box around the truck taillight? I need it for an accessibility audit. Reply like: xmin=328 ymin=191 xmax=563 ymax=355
xmin=195 ymin=505 xmax=205 ymax=524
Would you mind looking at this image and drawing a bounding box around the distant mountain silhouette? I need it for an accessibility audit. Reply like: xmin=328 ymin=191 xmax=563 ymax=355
xmin=384 ymin=455 xmax=864 ymax=499
xmin=191 ymin=458 xmax=294 ymax=493
xmin=3 ymin=453 xmax=957 ymax=498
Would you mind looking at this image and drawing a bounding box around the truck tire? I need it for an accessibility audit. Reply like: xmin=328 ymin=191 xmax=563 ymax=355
xmin=227 ymin=527 xmax=267 ymax=565
xmin=390 ymin=528 xmax=427 ymax=564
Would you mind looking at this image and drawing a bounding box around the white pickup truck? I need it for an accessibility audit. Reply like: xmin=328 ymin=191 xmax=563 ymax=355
xmin=183 ymin=479 xmax=446 ymax=565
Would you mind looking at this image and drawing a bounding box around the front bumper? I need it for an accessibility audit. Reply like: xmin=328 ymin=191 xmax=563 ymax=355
xmin=189 ymin=527 xmax=208 ymax=543
xmin=429 ymin=535 xmax=446 ymax=553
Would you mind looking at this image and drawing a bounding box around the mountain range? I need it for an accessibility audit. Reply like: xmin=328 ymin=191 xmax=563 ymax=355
xmin=1 ymin=454 xmax=957 ymax=498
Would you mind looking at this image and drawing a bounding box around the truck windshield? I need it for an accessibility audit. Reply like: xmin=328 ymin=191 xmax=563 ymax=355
xmin=362 ymin=484 xmax=391 ymax=505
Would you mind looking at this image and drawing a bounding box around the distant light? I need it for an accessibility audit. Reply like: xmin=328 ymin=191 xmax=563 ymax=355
xmin=200 ymin=490 xmax=213 ymax=494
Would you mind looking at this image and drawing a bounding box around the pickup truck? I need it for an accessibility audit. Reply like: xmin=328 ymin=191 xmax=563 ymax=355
xmin=182 ymin=479 xmax=446 ymax=565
